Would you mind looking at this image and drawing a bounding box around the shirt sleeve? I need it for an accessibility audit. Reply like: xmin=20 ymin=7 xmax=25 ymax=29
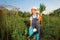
xmin=30 ymin=16 xmax=32 ymax=20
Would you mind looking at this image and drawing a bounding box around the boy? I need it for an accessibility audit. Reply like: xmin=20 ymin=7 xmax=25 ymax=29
xmin=29 ymin=7 xmax=41 ymax=40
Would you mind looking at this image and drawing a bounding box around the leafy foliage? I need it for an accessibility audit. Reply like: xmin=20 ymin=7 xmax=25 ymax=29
xmin=39 ymin=4 xmax=46 ymax=13
xmin=0 ymin=6 xmax=60 ymax=40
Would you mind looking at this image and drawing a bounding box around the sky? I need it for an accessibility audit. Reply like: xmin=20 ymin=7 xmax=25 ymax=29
xmin=0 ymin=0 xmax=60 ymax=14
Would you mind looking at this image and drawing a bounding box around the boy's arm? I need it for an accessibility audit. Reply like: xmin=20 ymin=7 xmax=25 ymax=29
xmin=38 ymin=13 xmax=42 ymax=22
xmin=30 ymin=20 xmax=32 ymax=27
xmin=30 ymin=16 xmax=32 ymax=27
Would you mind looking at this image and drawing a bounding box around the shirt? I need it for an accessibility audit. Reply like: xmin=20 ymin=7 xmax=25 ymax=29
xmin=30 ymin=14 xmax=39 ymax=20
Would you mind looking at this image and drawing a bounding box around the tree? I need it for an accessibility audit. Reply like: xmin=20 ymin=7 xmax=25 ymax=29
xmin=49 ymin=8 xmax=60 ymax=16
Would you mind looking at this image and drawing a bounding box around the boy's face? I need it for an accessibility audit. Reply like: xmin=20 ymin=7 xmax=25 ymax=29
xmin=31 ymin=9 xmax=36 ymax=14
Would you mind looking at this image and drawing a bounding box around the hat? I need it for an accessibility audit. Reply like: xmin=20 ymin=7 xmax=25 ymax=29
xmin=31 ymin=7 xmax=37 ymax=10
